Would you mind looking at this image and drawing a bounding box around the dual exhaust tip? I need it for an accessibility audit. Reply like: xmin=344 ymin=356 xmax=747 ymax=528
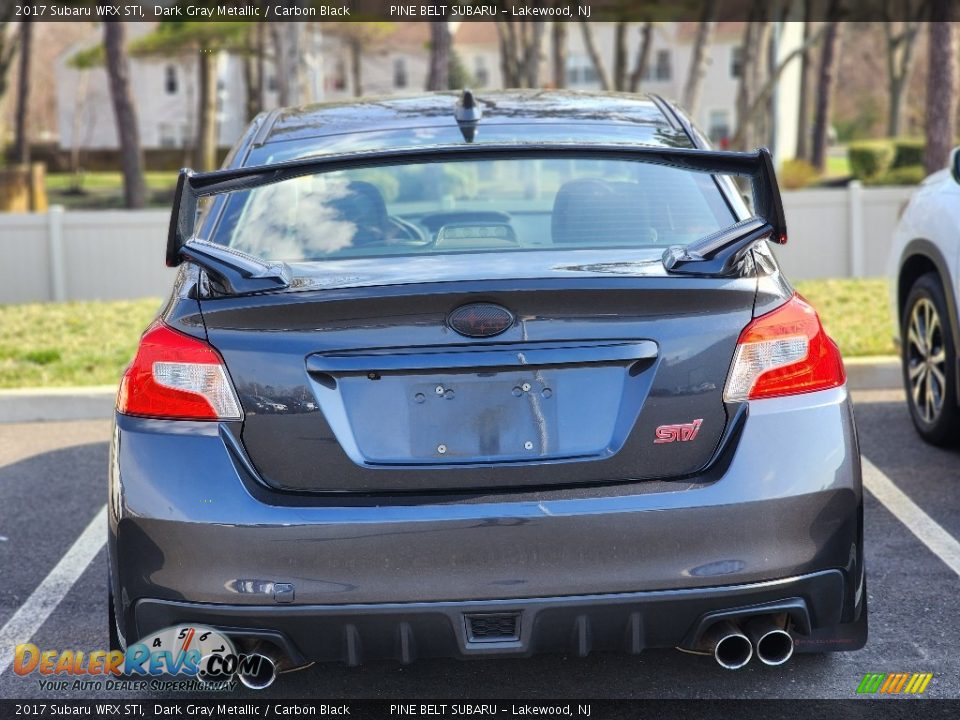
xmin=237 ymin=653 xmax=277 ymax=690
xmin=701 ymin=616 xmax=794 ymax=670
xmin=198 ymin=651 xmax=278 ymax=690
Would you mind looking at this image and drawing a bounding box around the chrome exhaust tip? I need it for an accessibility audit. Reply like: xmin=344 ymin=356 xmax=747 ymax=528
xmin=237 ymin=653 xmax=277 ymax=690
xmin=744 ymin=616 xmax=794 ymax=666
xmin=702 ymin=620 xmax=753 ymax=670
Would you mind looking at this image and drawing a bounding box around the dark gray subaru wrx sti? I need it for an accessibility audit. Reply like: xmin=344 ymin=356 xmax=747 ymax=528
xmin=108 ymin=91 xmax=866 ymax=684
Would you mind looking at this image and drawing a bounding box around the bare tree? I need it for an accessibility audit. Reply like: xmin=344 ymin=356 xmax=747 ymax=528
xmin=810 ymin=2 xmax=844 ymax=172
xmin=733 ymin=2 xmax=771 ymax=151
xmin=582 ymin=21 xmax=643 ymax=93
xmin=327 ymin=23 xmax=393 ymax=98
xmin=68 ymin=68 xmax=92 ymax=188
xmin=496 ymin=20 xmax=545 ymax=88
xmin=795 ymin=2 xmax=814 ymax=160
xmin=243 ymin=23 xmax=265 ymax=122
xmin=427 ymin=21 xmax=451 ymax=91
xmin=628 ymin=22 xmax=653 ymax=93
xmin=883 ymin=1 xmax=926 ymax=137
xmin=523 ymin=22 xmax=545 ymax=87
xmin=924 ymin=15 xmax=958 ymax=174
xmin=682 ymin=1 xmax=717 ymax=116
xmin=732 ymin=23 xmax=829 ymax=150
xmin=0 ymin=8 xmax=19 ymax=106
xmin=101 ymin=21 xmax=146 ymax=208
xmin=551 ymin=20 xmax=567 ymax=88
xmin=196 ymin=48 xmax=218 ymax=171
xmin=13 ymin=19 xmax=31 ymax=164
xmin=579 ymin=22 xmax=611 ymax=91
xmin=613 ymin=22 xmax=628 ymax=91
xmin=750 ymin=21 xmax=774 ymax=147
xmin=271 ymin=22 xmax=304 ymax=106
xmin=349 ymin=36 xmax=363 ymax=97
xmin=495 ymin=21 xmax=519 ymax=87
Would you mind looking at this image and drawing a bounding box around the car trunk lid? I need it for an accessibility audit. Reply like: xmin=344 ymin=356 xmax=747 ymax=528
xmin=200 ymin=269 xmax=755 ymax=493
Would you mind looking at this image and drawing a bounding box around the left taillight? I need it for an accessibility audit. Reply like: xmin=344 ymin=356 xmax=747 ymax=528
xmin=117 ymin=320 xmax=242 ymax=420
xmin=723 ymin=293 xmax=846 ymax=402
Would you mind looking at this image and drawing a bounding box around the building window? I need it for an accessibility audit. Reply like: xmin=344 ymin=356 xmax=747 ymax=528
xmin=730 ymin=47 xmax=744 ymax=78
xmin=158 ymin=122 xmax=181 ymax=148
xmin=707 ymin=109 xmax=731 ymax=145
xmin=566 ymin=55 xmax=597 ymax=86
xmin=393 ymin=57 xmax=408 ymax=89
xmin=267 ymin=75 xmax=279 ymax=93
xmin=474 ymin=56 xmax=489 ymax=87
xmin=164 ymin=65 xmax=178 ymax=95
xmin=654 ymin=50 xmax=671 ymax=81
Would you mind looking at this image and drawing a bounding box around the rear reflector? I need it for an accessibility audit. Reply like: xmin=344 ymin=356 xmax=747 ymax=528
xmin=117 ymin=321 xmax=242 ymax=420
xmin=724 ymin=293 xmax=845 ymax=402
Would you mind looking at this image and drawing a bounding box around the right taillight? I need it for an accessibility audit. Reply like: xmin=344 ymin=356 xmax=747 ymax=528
xmin=723 ymin=293 xmax=846 ymax=402
xmin=117 ymin=320 xmax=242 ymax=421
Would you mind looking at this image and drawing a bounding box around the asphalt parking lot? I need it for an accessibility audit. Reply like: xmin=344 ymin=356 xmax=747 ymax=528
xmin=1 ymin=388 xmax=958 ymax=701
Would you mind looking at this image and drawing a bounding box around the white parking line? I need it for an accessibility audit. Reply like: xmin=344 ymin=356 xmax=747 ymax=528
xmin=0 ymin=505 xmax=107 ymax=676
xmin=862 ymin=456 xmax=960 ymax=577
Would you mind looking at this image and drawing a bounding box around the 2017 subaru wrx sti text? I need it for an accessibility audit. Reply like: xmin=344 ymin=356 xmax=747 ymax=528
xmin=108 ymin=91 xmax=866 ymax=685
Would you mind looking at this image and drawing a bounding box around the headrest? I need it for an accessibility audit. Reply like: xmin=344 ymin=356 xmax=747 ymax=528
xmin=551 ymin=178 xmax=648 ymax=246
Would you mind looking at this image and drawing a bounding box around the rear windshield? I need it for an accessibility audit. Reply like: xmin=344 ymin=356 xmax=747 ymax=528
xmin=209 ymin=157 xmax=736 ymax=262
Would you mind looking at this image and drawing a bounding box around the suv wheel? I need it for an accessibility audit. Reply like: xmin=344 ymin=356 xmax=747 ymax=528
xmin=902 ymin=273 xmax=959 ymax=445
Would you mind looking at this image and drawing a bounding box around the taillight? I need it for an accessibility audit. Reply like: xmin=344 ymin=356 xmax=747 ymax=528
xmin=724 ymin=293 xmax=845 ymax=402
xmin=117 ymin=321 xmax=242 ymax=420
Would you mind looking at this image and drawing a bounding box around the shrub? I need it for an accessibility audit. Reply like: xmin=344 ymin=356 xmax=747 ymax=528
xmin=848 ymin=141 xmax=895 ymax=180
xmin=864 ymin=164 xmax=926 ymax=186
xmin=892 ymin=138 xmax=925 ymax=169
xmin=779 ymin=159 xmax=818 ymax=189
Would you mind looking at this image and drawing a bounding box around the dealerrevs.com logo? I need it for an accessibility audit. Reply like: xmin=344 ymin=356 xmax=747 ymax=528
xmin=12 ymin=625 xmax=273 ymax=692
xmin=856 ymin=672 xmax=934 ymax=695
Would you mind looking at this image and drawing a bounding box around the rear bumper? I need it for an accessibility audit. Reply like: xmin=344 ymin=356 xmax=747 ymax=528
xmin=134 ymin=569 xmax=865 ymax=665
xmin=110 ymin=386 xmax=865 ymax=660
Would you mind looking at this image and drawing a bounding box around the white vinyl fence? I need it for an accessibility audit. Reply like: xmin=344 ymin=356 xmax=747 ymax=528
xmin=0 ymin=207 xmax=174 ymax=304
xmin=0 ymin=183 xmax=914 ymax=305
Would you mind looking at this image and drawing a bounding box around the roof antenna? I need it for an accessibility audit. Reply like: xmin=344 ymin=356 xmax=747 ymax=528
xmin=455 ymin=89 xmax=482 ymax=142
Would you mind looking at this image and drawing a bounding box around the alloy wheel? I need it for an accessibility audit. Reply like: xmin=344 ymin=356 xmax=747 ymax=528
xmin=906 ymin=297 xmax=947 ymax=424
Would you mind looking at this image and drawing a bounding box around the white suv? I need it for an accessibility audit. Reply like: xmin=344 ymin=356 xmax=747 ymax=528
xmin=888 ymin=147 xmax=960 ymax=445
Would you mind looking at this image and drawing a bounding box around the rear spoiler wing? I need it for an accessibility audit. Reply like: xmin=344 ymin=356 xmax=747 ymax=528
xmin=167 ymin=143 xmax=787 ymax=276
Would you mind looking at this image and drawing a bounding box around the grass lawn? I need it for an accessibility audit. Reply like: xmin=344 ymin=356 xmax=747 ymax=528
xmin=795 ymin=278 xmax=896 ymax=357
xmin=0 ymin=298 xmax=162 ymax=389
xmin=824 ymin=153 xmax=851 ymax=178
xmin=45 ymin=172 xmax=179 ymax=210
xmin=0 ymin=279 xmax=894 ymax=389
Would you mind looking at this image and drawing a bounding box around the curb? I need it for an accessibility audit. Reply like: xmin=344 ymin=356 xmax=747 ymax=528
xmin=0 ymin=385 xmax=117 ymax=423
xmin=0 ymin=358 xmax=904 ymax=424
xmin=844 ymin=356 xmax=901 ymax=395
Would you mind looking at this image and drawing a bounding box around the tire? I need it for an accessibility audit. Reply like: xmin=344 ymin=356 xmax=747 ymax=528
xmin=901 ymin=272 xmax=960 ymax=446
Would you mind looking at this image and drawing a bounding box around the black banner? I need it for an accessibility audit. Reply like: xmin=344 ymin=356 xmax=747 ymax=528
xmin=3 ymin=700 xmax=960 ymax=720
xmin=6 ymin=0 xmax=957 ymax=23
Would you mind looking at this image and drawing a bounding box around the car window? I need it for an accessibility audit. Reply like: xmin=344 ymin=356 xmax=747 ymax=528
xmin=209 ymin=157 xmax=736 ymax=262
